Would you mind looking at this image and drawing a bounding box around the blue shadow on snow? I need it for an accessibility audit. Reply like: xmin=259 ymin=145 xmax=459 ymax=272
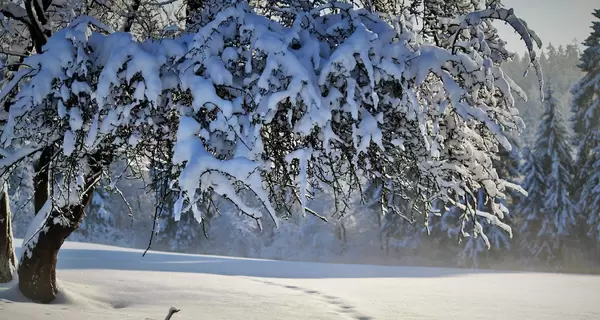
xmin=13 ymin=243 xmax=498 ymax=279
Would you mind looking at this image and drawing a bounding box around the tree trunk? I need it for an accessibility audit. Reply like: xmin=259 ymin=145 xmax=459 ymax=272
xmin=33 ymin=147 xmax=52 ymax=214
xmin=18 ymin=150 xmax=106 ymax=303
xmin=18 ymin=203 xmax=89 ymax=302
xmin=0 ymin=186 xmax=16 ymax=283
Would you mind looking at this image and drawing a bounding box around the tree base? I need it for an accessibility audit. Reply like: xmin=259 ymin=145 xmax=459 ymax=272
xmin=0 ymin=187 xmax=16 ymax=283
xmin=18 ymin=205 xmax=86 ymax=303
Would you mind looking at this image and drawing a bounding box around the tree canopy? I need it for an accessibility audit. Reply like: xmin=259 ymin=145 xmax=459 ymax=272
xmin=0 ymin=1 xmax=543 ymax=249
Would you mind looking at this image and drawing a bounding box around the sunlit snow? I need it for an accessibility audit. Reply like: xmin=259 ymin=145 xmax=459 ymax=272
xmin=1 ymin=240 xmax=599 ymax=320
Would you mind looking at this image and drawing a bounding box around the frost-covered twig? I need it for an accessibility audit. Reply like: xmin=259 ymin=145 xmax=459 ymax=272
xmin=450 ymin=7 xmax=544 ymax=95
xmin=113 ymin=185 xmax=134 ymax=218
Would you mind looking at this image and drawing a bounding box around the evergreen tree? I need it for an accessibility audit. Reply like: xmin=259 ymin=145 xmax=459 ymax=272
xmin=520 ymin=85 xmax=576 ymax=263
xmin=571 ymin=9 xmax=600 ymax=243
xmin=72 ymin=187 xmax=123 ymax=244
xmin=503 ymin=42 xmax=582 ymax=149
xmin=542 ymin=44 xmax=583 ymax=122
xmin=482 ymin=133 xmax=522 ymax=262
xmin=156 ymin=210 xmax=205 ymax=252
xmin=456 ymin=133 xmax=522 ymax=268
xmin=518 ymin=86 xmax=544 ymax=146
xmin=494 ymin=133 xmax=522 ymax=191
xmin=555 ymin=44 xmax=583 ymax=101
xmin=545 ymin=43 xmax=558 ymax=73
xmin=515 ymin=147 xmax=545 ymax=259
xmin=503 ymin=53 xmax=541 ymax=147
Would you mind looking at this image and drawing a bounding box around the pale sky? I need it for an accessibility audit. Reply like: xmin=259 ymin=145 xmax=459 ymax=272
xmin=498 ymin=0 xmax=598 ymax=54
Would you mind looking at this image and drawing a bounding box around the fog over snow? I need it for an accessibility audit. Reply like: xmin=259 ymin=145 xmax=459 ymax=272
xmin=2 ymin=240 xmax=600 ymax=320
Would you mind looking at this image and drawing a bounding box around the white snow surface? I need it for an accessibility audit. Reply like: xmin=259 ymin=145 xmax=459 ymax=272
xmin=1 ymin=240 xmax=599 ymax=320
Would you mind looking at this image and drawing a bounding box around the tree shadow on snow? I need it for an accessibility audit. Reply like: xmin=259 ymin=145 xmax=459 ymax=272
xmin=13 ymin=243 xmax=497 ymax=279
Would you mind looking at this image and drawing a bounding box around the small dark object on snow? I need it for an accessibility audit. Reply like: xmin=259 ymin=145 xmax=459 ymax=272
xmin=165 ymin=307 xmax=180 ymax=320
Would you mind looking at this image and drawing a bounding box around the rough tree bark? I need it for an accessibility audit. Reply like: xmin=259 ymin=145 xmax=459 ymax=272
xmin=17 ymin=203 xmax=90 ymax=302
xmin=33 ymin=147 xmax=52 ymax=214
xmin=18 ymin=151 xmax=107 ymax=303
xmin=0 ymin=185 xmax=17 ymax=283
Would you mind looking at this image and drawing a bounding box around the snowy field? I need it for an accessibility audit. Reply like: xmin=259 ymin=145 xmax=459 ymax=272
xmin=1 ymin=240 xmax=599 ymax=320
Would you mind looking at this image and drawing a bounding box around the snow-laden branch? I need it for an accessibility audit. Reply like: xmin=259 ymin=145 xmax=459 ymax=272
xmin=0 ymin=1 xmax=540 ymax=243
xmin=450 ymin=7 xmax=544 ymax=97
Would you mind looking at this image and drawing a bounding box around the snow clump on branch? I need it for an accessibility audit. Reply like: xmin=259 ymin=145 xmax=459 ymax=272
xmin=0 ymin=1 xmax=542 ymax=245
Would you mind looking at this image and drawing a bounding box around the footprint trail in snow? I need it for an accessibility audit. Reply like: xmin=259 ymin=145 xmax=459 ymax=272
xmin=254 ymin=279 xmax=373 ymax=320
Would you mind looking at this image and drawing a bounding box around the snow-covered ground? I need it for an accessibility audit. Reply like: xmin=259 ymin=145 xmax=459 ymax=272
xmin=1 ymin=240 xmax=599 ymax=320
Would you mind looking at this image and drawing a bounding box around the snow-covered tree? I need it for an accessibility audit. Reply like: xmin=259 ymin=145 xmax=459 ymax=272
xmin=71 ymin=187 xmax=124 ymax=244
xmin=0 ymin=0 xmax=192 ymax=302
xmin=201 ymin=205 xmax=264 ymax=258
xmin=156 ymin=210 xmax=205 ymax=252
xmin=425 ymin=187 xmax=514 ymax=268
xmin=0 ymin=0 xmax=542 ymax=302
xmin=456 ymin=132 xmax=521 ymax=267
xmin=571 ymin=9 xmax=600 ymax=243
xmin=516 ymin=146 xmax=545 ymax=249
xmin=519 ymin=85 xmax=576 ymax=263
xmin=502 ymin=42 xmax=582 ymax=149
